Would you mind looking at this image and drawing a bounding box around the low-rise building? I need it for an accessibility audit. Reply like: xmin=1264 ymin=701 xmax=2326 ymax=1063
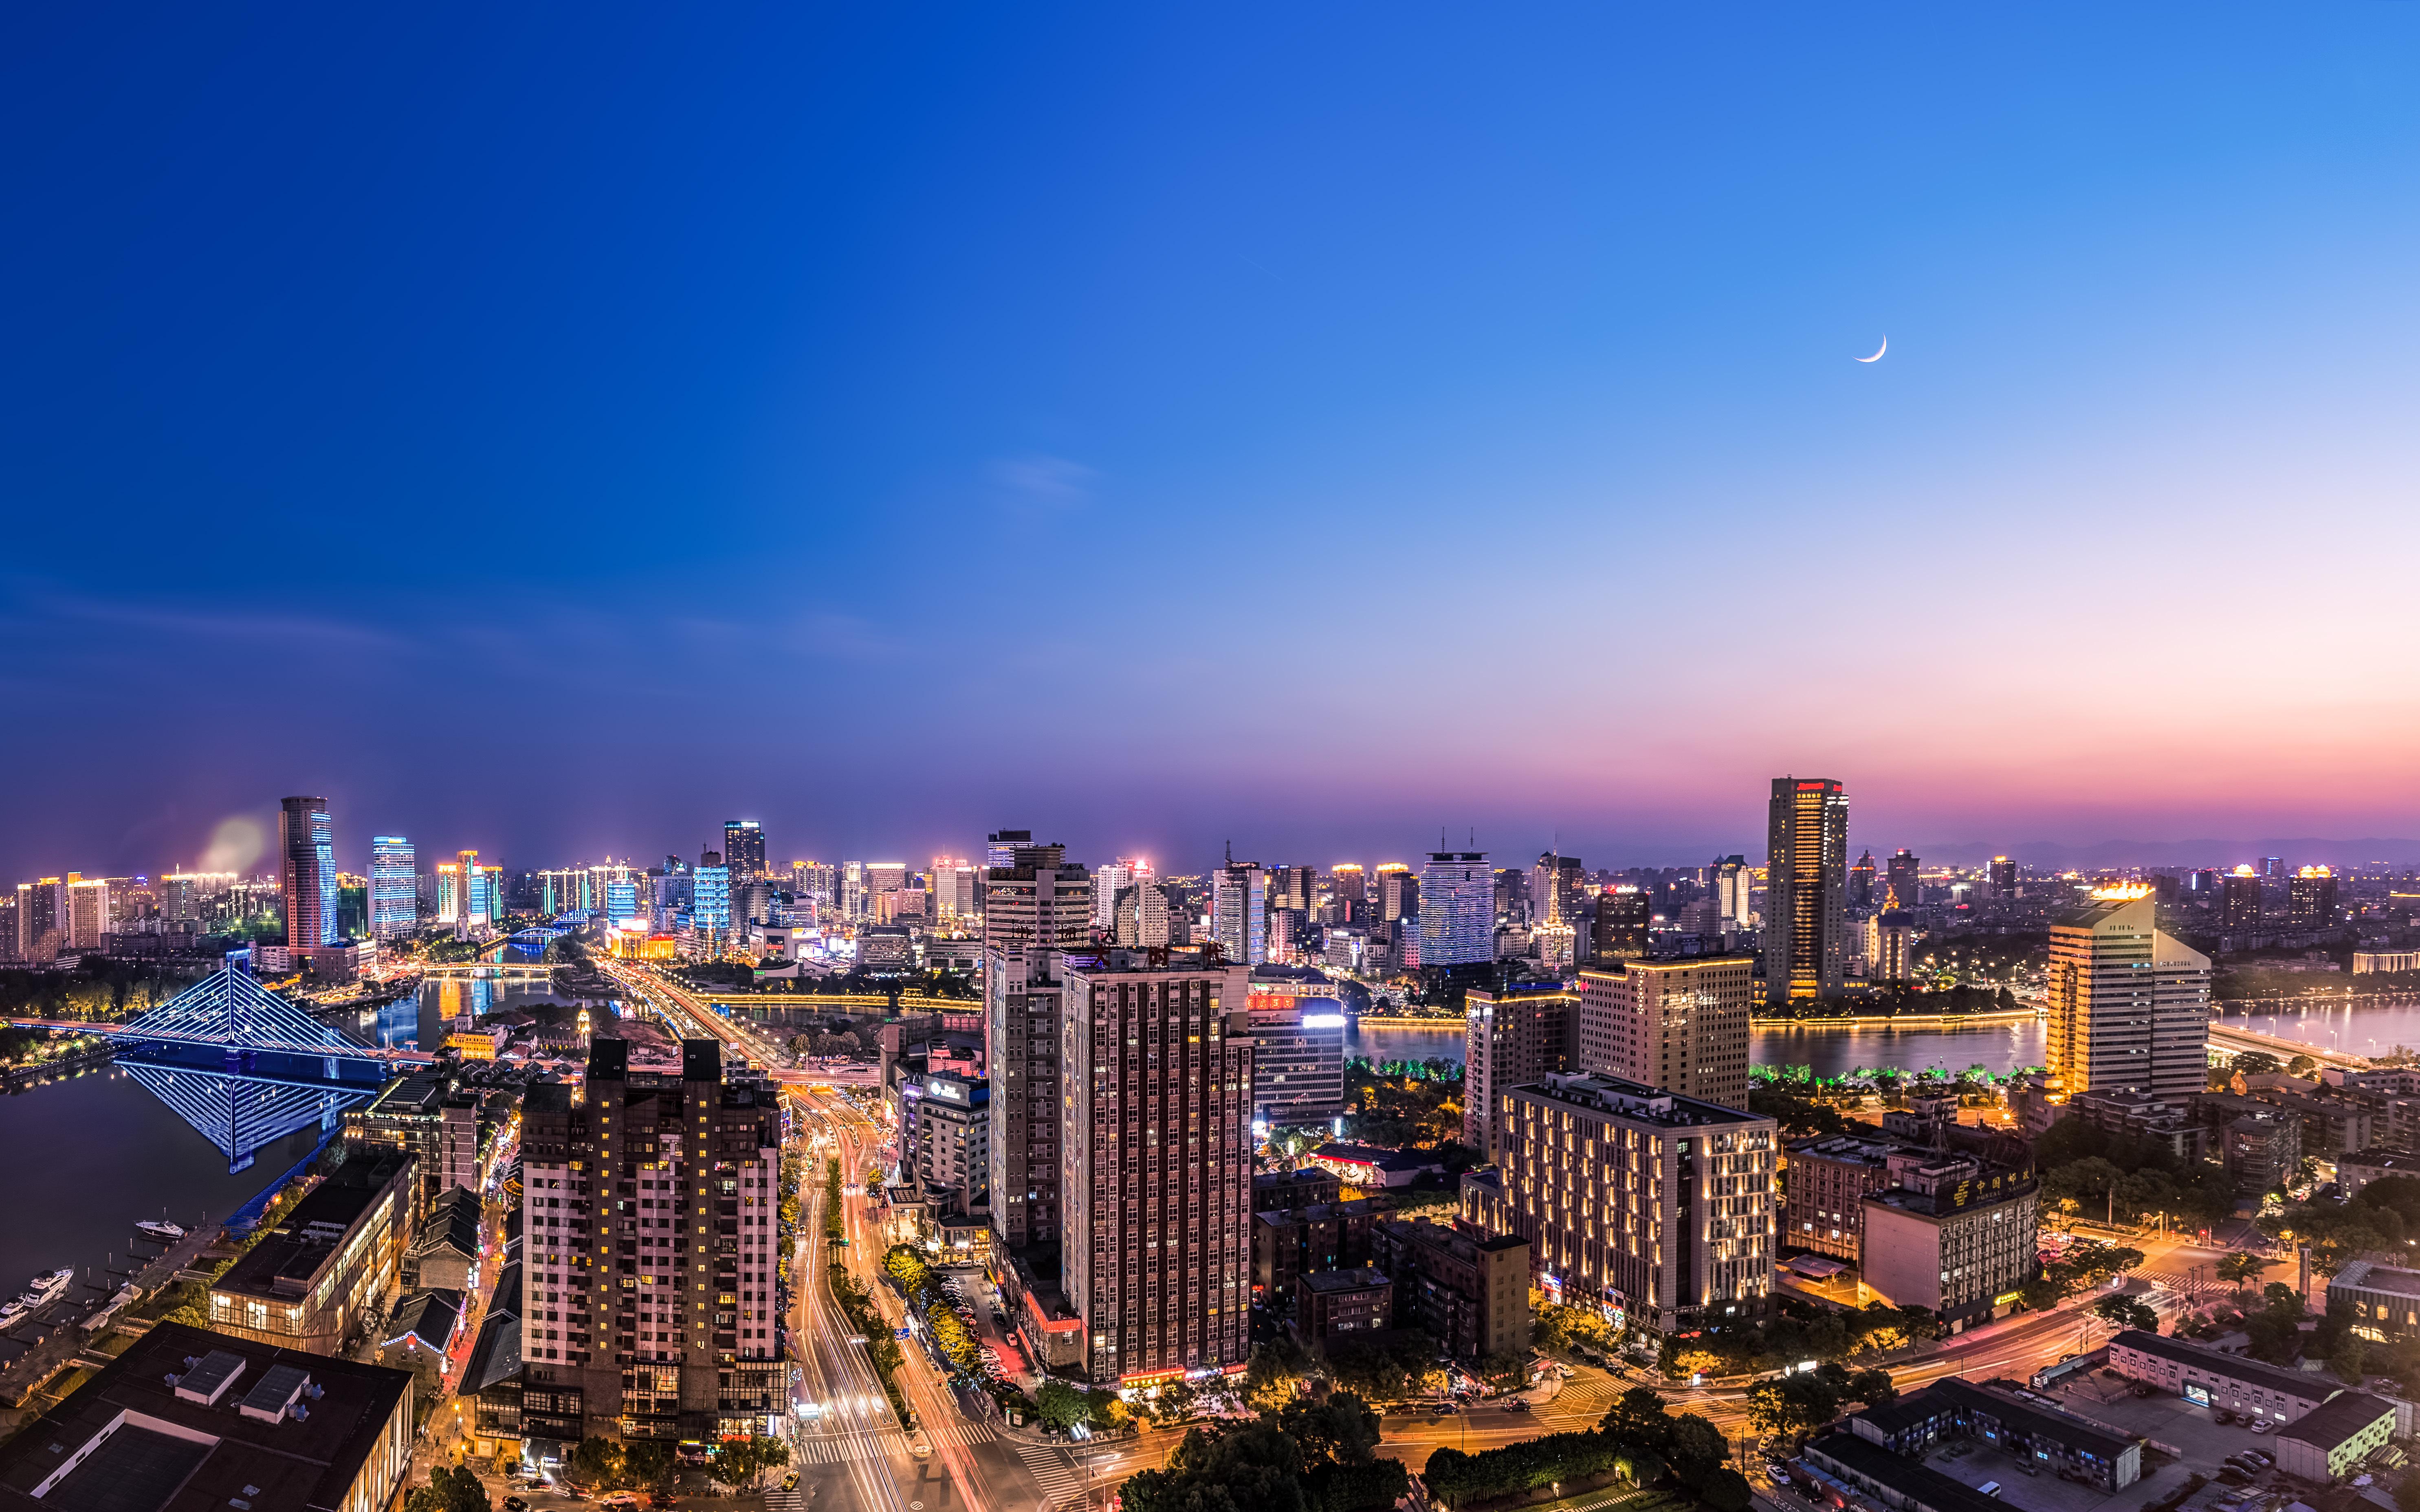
xmin=2335 ymin=1149 xmax=2420 ymax=1199
xmin=207 ymin=1152 xmax=416 ymax=1354
xmin=1849 ymin=1377 xmax=2139 ymax=1490
xmin=0 ymin=1321 xmax=413 ymax=1512
xmin=1254 ymin=1168 xmax=1342 ymax=1211
xmin=1802 ymin=1431 xmax=2009 ymax=1512
xmin=404 ymin=1186 xmax=483 ymax=1291
xmin=2325 ymin=1260 xmax=2420 ymax=1343
xmin=1367 ymin=1217 xmax=1529 ymax=1362
xmin=1250 ymin=1198 xmax=1391 ymax=1304
xmin=2106 ymin=1329 xmax=2345 ymax=1424
xmin=2065 ymin=1088 xmax=2207 ymax=1164
xmin=1294 ymin=1268 xmax=1392 ymax=1347
xmin=344 ymin=1069 xmax=482 ymax=1215
xmin=2273 ymin=1391 xmax=2395 ymax=1483
xmin=1309 ymin=1143 xmax=1445 ymax=1189
xmin=1784 ymin=1133 xmax=1914 ymax=1263
xmin=1859 ymin=1153 xmax=2038 ymax=1332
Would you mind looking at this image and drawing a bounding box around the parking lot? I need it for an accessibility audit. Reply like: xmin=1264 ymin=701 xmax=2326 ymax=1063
xmin=1910 ymin=1374 xmax=2332 ymax=1512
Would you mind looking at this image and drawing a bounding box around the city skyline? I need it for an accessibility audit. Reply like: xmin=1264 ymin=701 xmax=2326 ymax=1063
xmin=10 ymin=9 xmax=2420 ymax=875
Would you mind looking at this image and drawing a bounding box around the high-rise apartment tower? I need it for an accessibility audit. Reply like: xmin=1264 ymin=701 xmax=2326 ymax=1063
xmin=1764 ymin=778 xmax=1848 ymax=1005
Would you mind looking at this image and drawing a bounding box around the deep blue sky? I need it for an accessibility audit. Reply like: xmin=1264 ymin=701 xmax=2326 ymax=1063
xmin=10 ymin=4 xmax=2420 ymax=881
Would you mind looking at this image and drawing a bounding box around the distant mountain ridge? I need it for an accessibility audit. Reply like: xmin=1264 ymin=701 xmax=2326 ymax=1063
xmin=1905 ymin=837 xmax=2420 ymax=870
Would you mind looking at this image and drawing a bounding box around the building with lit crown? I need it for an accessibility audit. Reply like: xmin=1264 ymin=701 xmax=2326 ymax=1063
xmin=369 ymin=837 xmax=417 ymax=938
xmin=2045 ymin=887 xmax=2209 ymax=1102
xmin=1764 ymin=777 xmax=1848 ymax=1004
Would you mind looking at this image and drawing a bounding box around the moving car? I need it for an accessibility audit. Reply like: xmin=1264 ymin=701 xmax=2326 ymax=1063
xmin=503 ymin=1499 xmax=527 ymax=1511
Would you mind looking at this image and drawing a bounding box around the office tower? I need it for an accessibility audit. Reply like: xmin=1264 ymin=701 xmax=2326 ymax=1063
xmin=1417 ymin=850 xmax=1492 ymax=969
xmin=1764 ymin=778 xmax=1849 ymax=1005
xmin=986 ymin=829 xmax=1034 ymax=869
xmin=15 ymin=879 xmax=62 ymax=961
xmin=913 ymin=1072 xmax=991 ymax=1215
xmin=2290 ymin=866 xmax=2340 ymax=930
xmin=982 ymin=843 xmax=1089 ymax=957
xmin=605 ymin=879 xmax=638 ymax=921
xmin=537 ymin=869 xmax=594 ymax=915
xmin=2187 ymin=868 xmax=2220 ymax=896
xmin=693 ymin=866 xmax=732 ymax=934
xmin=436 ymin=863 xmax=463 ymax=925
xmin=1530 ymin=853 xmax=1584 ymax=929
xmin=1849 ymin=850 xmax=1877 ymax=908
xmin=1329 ymin=864 xmax=1366 ymax=923
xmin=722 ymin=821 xmax=766 ymax=880
xmin=1060 ymin=950 xmax=1254 ymax=1384
xmin=1575 ymin=954 xmax=1754 ymax=1109
xmin=1868 ymin=912 xmax=1917 ymax=982
xmin=1375 ymin=864 xmax=1417 ymax=922
xmin=2261 ymin=857 xmax=2285 ymax=879
xmin=2223 ymin=866 xmax=2264 ymax=929
xmin=1272 ymin=865 xmax=1318 ymax=915
xmin=1093 ymin=861 xmax=1134 ymax=930
xmin=865 ymin=862 xmax=907 ymax=906
xmin=1883 ymin=848 xmax=1921 ymax=910
xmin=1115 ymin=879 xmax=1170 ymax=949
xmin=1462 ymin=985 xmax=1576 ymax=1158
xmin=736 ymin=879 xmax=776 ymax=927
xmin=2045 ymin=886 xmax=2210 ymax=1101
xmin=931 ymin=861 xmax=977 ymax=923
xmin=64 ymin=878 xmax=109 ymax=950
xmin=279 ymin=795 xmax=338 ymax=951
xmin=1467 ymin=1073 xmax=1775 ymax=1334
xmin=1591 ymin=884 xmax=1650 ymax=962
xmin=1212 ymin=855 xmax=1267 ymax=967
xmin=369 ymin=837 xmax=417 ymax=938
xmin=840 ymin=862 xmax=865 ymax=920
xmin=1711 ymin=856 xmax=1753 ymax=934
xmin=517 ymin=1038 xmax=785 ymax=1440
xmin=1244 ymin=975 xmax=1347 ymax=1127
xmin=1989 ymin=856 xmax=2018 ymax=897
xmin=791 ymin=860 xmax=835 ymax=907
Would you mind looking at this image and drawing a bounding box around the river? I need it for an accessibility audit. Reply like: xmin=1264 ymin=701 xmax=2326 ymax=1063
xmin=1352 ymin=995 xmax=2420 ymax=1083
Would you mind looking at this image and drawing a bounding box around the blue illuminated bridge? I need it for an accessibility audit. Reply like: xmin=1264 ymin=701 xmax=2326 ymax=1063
xmin=7 ymin=965 xmax=432 ymax=1172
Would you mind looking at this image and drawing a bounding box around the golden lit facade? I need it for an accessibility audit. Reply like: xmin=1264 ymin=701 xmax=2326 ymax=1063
xmin=1763 ymin=778 xmax=1849 ymax=1004
xmin=2045 ymin=890 xmax=2208 ymax=1101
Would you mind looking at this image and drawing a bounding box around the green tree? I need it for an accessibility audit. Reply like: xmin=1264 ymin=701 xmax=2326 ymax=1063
xmin=1036 ymin=1380 xmax=1090 ymax=1432
xmin=2092 ymin=1294 xmax=2160 ymax=1334
xmin=565 ymin=1436 xmax=623 ymax=1489
xmin=2215 ymin=1253 xmax=2274 ymax=1288
xmin=1701 ymin=1468 xmax=1755 ymax=1512
xmin=710 ymin=1434 xmax=788 ymax=1492
xmin=622 ymin=1440 xmax=674 ymax=1489
xmin=1277 ymin=1392 xmax=1382 ymax=1468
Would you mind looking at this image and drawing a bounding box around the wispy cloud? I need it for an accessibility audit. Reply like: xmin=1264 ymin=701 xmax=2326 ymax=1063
xmin=988 ymin=453 xmax=1097 ymax=512
xmin=28 ymin=588 xmax=407 ymax=650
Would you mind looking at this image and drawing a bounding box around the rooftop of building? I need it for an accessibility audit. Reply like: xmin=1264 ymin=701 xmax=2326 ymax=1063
xmin=1805 ymin=1431 xmax=2010 ymax=1512
xmin=383 ymin=1290 xmax=463 ymax=1353
xmin=2108 ymin=1330 xmax=2335 ymax=1398
xmin=2330 ymin=1261 xmax=2420 ymax=1299
xmin=410 ymin=1187 xmax=484 ymax=1261
xmin=1300 ymin=1268 xmax=1391 ymax=1296
xmin=1313 ymin=1143 xmax=1445 ymax=1172
xmin=212 ymin=1155 xmax=411 ymax=1303
xmin=1863 ymin=1378 xmax=2133 ymax=1459
xmin=2276 ymin=1391 xmax=2393 ymax=1449
xmin=2341 ymin=1149 xmax=2420 ymax=1172
xmin=1509 ymin=1072 xmax=1771 ymax=1130
xmin=1375 ymin=1215 xmax=1525 ymax=1259
xmin=1788 ymin=1132 xmax=1918 ymax=1164
xmin=0 ymin=1321 xmax=410 ymax=1512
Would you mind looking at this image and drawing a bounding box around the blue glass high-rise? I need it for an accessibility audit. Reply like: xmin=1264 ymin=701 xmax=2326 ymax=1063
xmin=694 ymin=866 xmax=732 ymax=931
xmin=370 ymin=836 xmax=417 ymax=938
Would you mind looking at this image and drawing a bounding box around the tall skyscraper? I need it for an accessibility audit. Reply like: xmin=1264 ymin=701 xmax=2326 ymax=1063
xmin=1060 ymin=951 xmax=1254 ymax=1384
xmin=693 ymin=866 xmax=732 ymax=933
xmin=1764 ymin=778 xmax=1849 ymax=1005
xmin=517 ymin=1038 xmax=785 ymax=1440
xmin=1375 ymin=864 xmax=1417 ymax=922
xmin=2223 ymin=865 xmax=2264 ymax=929
xmin=1211 ymin=855 xmax=1267 ymax=967
xmin=15 ymin=879 xmax=63 ymax=962
xmin=369 ymin=837 xmax=417 ymax=938
xmin=1530 ymin=853 xmax=1584 ymax=929
xmin=985 ymin=841 xmax=1091 ymax=1250
xmin=279 ymin=795 xmax=338 ymax=951
xmin=1329 ymin=864 xmax=1366 ymax=921
xmin=722 ymin=821 xmax=766 ymax=880
xmin=605 ymin=878 xmax=639 ymax=921
xmin=1848 ymin=850 xmax=1876 ymax=908
xmin=1988 ymin=856 xmax=2019 ymax=897
xmin=66 ymin=878 xmax=110 ymax=950
xmin=1710 ymin=856 xmax=1753 ymax=935
xmin=1417 ymin=850 xmax=1492 ymax=968
xmin=2045 ymin=885 xmax=2209 ymax=1101
xmin=1463 ymin=985 xmax=1576 ymax=1158
xmin=1093 ymin=861 xmax=1134 ymax=930
xmin=1575 ymin=955 xmax=1755 ymax=1109
xmin=1883 ymin=848 xmax=1921 ymax=910
xmin=2289 ymin=866 xmax=2339 ymax=930
xmin=1591 ymin=884 xmax=1651 ymax=962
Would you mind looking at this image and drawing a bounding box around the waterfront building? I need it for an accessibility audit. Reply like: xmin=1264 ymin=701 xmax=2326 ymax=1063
xmin=1244 ymin=966 xmax=1346 ymax=1122
xmin=344 ymin=1069 xmax=484 ymax=1212
xmin=1858 ymin=1151 xmax=2039 ymax=1331
xmin=1058 ymin=949 xmax=1254 ymax=1385
xmin=2290 ymin=866 xmax=2340 ymax=929
xmin=722 ymin=820 xmax=766 ymax=879
xmin=2044 ymin=886 xmax=2209 ymax=1101
xmin=1574 ymin=955 xmax=1753 ymax=1110
xmin=517 ymin=1037 xmax=785 ymax=1441
xmin=604 ymin=878 xmax=638 ymax=921
xmin=1471 ymin=1071 xmax=1775 ymax=1334
xmin=537 ymin=868 xmax=595 ymax=915
xmin=280 ymin=795 xmax=338 ymax=951
xmin=1765 ymin=778 xmax=1849 ymax=1004
xmin=0 ymin=1321 xmax=412 ymax=1512
xmin=369 ymin=837 xmax=416 ymax=938
xmin=1417 ymin=850 xmax=1492 ymax=968
xmin=1868 ymin=910 xmax=1916 ymax=983
xmin=1461 ymin=984 xmax=1575 ymax=1158
xmin=207 ymin=1152 xmax=415 ymax=1353
xmin=1212 ymin=855 xmax=1267 ymax=967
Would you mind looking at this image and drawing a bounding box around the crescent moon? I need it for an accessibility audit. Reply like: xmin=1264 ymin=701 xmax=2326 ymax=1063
xmin=1855 ymin=337 xmax=1887 ymax=363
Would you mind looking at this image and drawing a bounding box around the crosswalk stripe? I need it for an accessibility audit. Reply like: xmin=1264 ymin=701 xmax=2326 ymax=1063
xmin=1013 ymin=1444 xmax=1088 ymax=1506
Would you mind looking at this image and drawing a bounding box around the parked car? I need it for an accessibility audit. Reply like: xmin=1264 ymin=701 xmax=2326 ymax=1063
xmin=2251 ymin=1421 xmax=2272 ymax=1435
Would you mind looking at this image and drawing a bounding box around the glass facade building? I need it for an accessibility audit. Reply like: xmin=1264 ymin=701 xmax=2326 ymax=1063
xmin=1417 ymin=850 xmax=1492 ymax=967
xmin=279 ymin=796 xmax=338 ymax=950
xmin=694 ymin=866 xmax=732 ymax=931
xmin=370 ymin=837 xmax=417 ymax=939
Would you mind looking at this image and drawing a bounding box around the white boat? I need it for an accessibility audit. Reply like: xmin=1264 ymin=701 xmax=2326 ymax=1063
xmin=0 ymin=1298 xmax=29 ymax=1330
xmin=135 ymin=1220 xmax=187 ymax=1243
xmin=19 ymin=1268 xmax=72 ymax=1310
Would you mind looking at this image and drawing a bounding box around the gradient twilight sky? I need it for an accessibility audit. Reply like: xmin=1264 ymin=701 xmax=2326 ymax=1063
xmin=7 ymin=4 xmax=2420 ymax=881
